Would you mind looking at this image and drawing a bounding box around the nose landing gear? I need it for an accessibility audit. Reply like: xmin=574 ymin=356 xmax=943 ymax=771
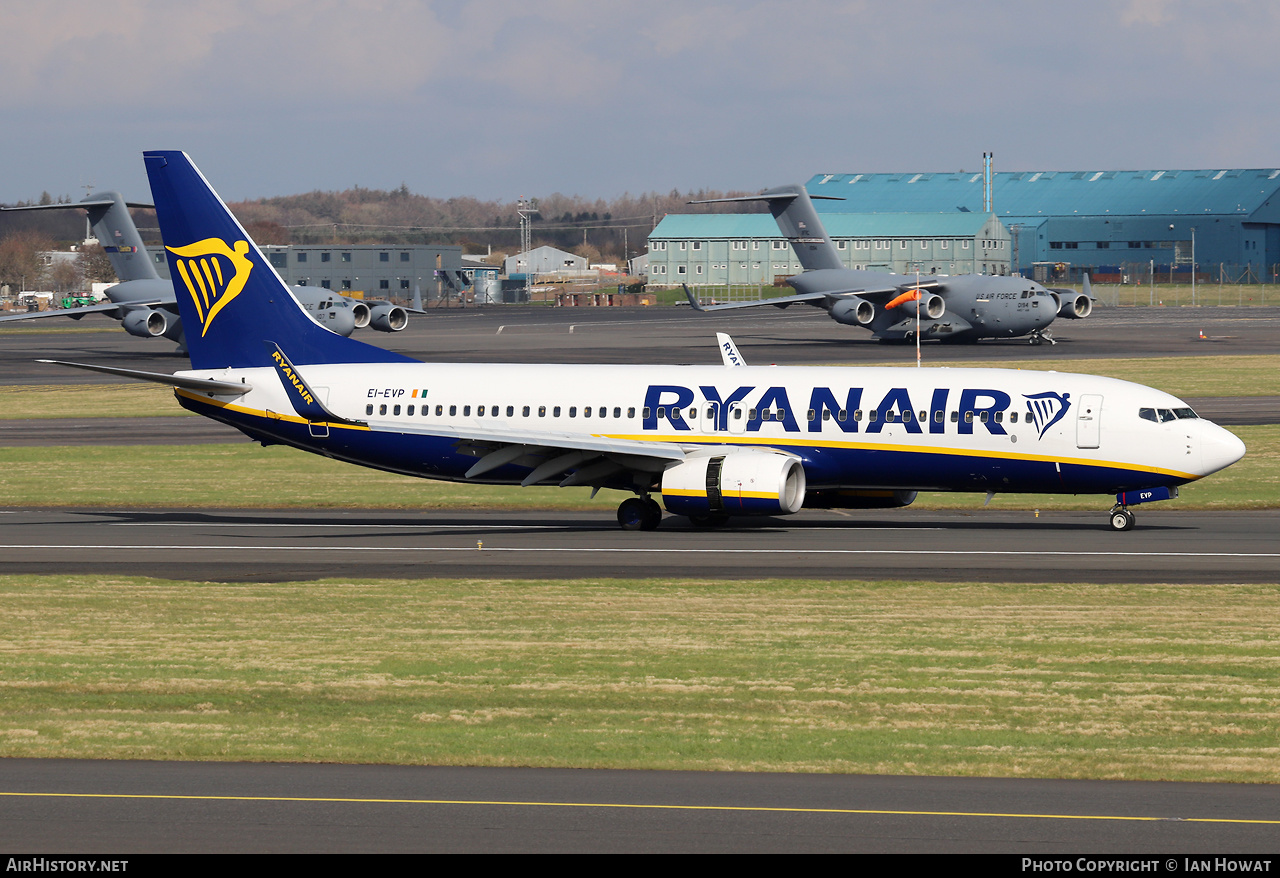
xmin=1108 ymin=504 xmax=1136 ymax=531
xmin=1028 ymin=329 xmax=1056 ymax=346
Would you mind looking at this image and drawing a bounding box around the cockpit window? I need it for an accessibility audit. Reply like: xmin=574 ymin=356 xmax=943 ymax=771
xmin=1140 ymin=407 xmax=1189 ymax=423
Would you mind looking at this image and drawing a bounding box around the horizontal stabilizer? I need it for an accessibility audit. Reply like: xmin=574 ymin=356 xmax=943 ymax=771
xmin=36 ymin=359 xmax=252 ymax=394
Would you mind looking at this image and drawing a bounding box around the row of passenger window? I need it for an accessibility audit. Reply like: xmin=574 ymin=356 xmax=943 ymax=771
xmin=368 ymin=403 xmax=638 ymax=419
xmin=366 ymin=401 xmax=1029 ymax=425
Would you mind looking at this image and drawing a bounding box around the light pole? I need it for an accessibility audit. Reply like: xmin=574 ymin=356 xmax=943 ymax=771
xmin=1190 ymin=226 xmax=1197 ymax=306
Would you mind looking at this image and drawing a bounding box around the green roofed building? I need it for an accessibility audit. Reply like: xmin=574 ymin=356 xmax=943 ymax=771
xmin=646 ymin=212 xmax=1010 ymax=285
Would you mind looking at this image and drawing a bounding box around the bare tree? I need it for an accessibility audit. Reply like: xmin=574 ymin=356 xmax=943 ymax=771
xmin=76 ymin=244 xmax=117 ymax=285
xmin=0 ymin=231 xmax=56 ymax=291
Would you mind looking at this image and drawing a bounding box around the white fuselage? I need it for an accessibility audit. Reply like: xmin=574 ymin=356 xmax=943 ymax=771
xmin=177 ymin=361 xmax=1245 ymax=500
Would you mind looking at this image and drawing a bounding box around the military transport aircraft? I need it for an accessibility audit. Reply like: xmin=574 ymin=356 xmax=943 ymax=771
xmin=682 ymin=184 xmax=1093 ymax=344
xmin=0 ymin=192 xmax=415 ymax=354
xmin=43 ymin=152 xmax=1243 ymax=532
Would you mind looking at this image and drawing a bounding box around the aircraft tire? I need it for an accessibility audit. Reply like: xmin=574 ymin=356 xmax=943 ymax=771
xmin=1109 ymin=509 xmax=1135 ymax=531
xmin=641 ymin=497 xmax=663 ymax=531
xmin=618 ymin=498 xmax=649 ymax=531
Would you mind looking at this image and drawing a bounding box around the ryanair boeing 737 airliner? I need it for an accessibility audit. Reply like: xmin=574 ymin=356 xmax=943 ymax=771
xmin=44 ymin=152 xmax=1246 ymax=531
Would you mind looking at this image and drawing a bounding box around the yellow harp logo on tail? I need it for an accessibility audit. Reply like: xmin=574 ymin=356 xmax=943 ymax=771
xmin=166 ymin=238 xmax=254 ymax=336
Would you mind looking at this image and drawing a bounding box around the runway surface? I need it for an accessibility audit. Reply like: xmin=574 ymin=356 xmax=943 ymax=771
xmin=2 ymin=507 xmax=1277 ymax=583
xmin=2 ymin=758 xmax=1277 ymax=853
xmin=2 ymin=304 xmax=1278 ymax=384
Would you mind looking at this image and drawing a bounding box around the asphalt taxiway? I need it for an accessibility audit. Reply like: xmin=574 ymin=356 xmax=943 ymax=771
xmin=3 ymin=759 xmax=1277 ymax=853
xmin=2 ymin=303 xmax=1279 ymax=382
xmin=2 ymin=507 xmax=1277 ymax=584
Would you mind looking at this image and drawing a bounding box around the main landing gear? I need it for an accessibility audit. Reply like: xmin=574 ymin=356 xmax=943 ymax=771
xmin=618 ymin=495 xmax=663 ymax=531
xmin=1108 ymin=504 xmax=1136 ymax=531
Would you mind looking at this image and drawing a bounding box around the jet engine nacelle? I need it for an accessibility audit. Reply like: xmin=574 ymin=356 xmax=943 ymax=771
xmin=829 ymin=296 xmax=876 ymax=326
xmin=1056 ymin=293 xmax=1092 ymax=319
xmin=918 ymin=293 xmax=946 ymax=320
xmin=661 ymin=450 xmax=806 ymax=518
xmin=350 ymin=301 xmax=371 ymax=328
xmin=368 ymin=303 xmax=408 ymax=332
xmin=805 ymin=489 xmax=918 ymax=509
xmin=122 ymin=308 xmax=169 ymax=339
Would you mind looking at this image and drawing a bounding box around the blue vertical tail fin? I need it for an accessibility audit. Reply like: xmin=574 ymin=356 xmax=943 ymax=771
xmin=143 ymin=150 xmax=415 ymax=370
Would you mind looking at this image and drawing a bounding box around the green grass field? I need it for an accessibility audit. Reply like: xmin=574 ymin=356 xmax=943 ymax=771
xmin=0 ymin=383 xmax=190 ymax=419
xmin=1 ymin=575 xmax=1276 ymax=781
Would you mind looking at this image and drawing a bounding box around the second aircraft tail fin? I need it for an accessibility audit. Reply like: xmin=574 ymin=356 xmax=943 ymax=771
xmin=691 ymin=184 xmax=846 ymax=273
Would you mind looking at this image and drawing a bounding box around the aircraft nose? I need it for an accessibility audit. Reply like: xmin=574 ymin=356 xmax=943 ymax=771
xmin=1199 ymin=422 xmax=1246 ymax=476
xmin=332 ymin=308 xmax=356 ymax=338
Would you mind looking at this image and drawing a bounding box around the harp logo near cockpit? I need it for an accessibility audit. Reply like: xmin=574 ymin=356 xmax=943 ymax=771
xmin=1024 ymin=391 xmax=1071 ymax=439
xmin=166 ymin=238 xmax=254 ymax=336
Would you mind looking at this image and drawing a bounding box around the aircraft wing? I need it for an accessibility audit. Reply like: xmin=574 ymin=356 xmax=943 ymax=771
xmin=683 ymin=285 xmax=829 ymax=312
xmin=275 ymin=407 xmax=690 ymax=488
xmin=683 ymin=281 xmax=946 ymax=314
xmin=249 ymin=344 xmax=690 ymax=488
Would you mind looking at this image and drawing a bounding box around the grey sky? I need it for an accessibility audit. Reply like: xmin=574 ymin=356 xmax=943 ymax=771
xmin=2 ymin=0 xmax=1276 ymax=204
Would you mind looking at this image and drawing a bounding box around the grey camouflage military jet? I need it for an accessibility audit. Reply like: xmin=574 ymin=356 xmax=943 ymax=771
xmin=682 ymin=184 xmax=1092 ymax=344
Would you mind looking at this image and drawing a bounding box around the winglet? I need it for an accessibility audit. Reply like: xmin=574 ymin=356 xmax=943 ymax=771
xmin=265 ymin=341 xmax=365 ymax=425
xmin=716 ymin=333 xmax=746 ymax=366
xmin=1082 ymin=273 xmax=1093 ymax=299
xmin=682 ymin=284 xmax=707 ymax=312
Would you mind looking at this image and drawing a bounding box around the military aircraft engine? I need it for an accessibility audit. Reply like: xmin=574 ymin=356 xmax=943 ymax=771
xmin=350 ymin=301 xmax=371 ymax=328
xmin=1054 ymin=292 xmax=1092 ymax=319
xmin=121 ymin=308 xmax=178 ymax=340
xmin=829 ymin=297 xmax=876 ymax=326
xmin=919 ymin=293 xmax=946 ymax=319
xmin=660 ymin=450 xmax=806 ymax=518
xmin=368 ymin=303 xmax=409 ymax=332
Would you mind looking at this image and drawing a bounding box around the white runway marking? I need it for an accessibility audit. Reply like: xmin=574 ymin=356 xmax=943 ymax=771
xmin=104 ymin=522 xmax=943 ymax=531
xmin=2 ymin=544 xmax=1276 ymax=558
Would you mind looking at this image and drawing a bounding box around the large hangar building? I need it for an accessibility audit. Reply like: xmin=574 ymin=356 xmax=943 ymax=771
xmin=647 ymin=212 xmax=1010 ymax=285
xmin=807 ymin=169 xmax=1280 ymax=282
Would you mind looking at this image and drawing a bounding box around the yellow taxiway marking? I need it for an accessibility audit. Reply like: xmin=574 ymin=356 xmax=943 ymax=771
xmin=1 ymin=791 xmax=1276 ymax=824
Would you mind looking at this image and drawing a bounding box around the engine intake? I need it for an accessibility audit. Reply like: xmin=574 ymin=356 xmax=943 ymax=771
xmin=829 ymin=296 xmax=876 ymax=326
xmin=122 ymin=308 xmax=169 ymax=338
xmin=350 ymin=301 xmax=371 ymax=328
xmin=919 ymin=293 xmax=945 ymax=320
xmin=369 ymin=303 xmax=408 ymax=332
xmin=1057 ymin=293 xmax=1092 ymax=319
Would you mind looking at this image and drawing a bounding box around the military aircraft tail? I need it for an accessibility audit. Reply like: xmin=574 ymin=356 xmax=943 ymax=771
xmin=0 ymin=192 xmax=159 ymax=282
xmin=690 ymin=184 xmax=846 ymax=272
xmin=143 ymin=150 xmax=414 ymax=370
